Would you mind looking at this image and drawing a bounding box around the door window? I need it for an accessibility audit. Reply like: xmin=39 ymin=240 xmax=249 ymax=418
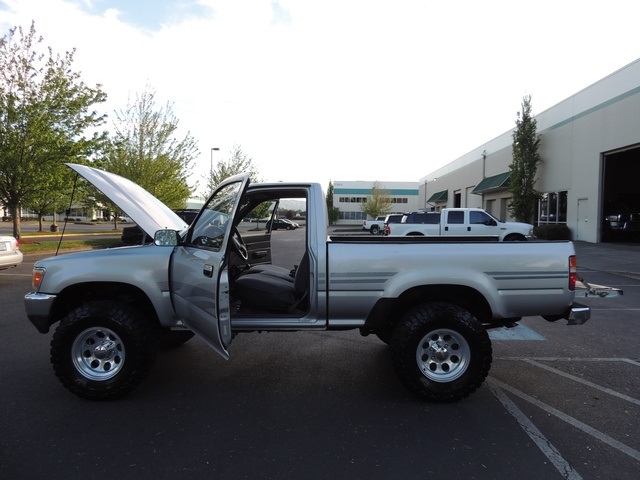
xmin=470 ymin=210 xmax=496 ymax=225
xmin=447 ymin=211 xmax=464 ymax=224
xmin=190 ymin=181 xmax=242 ymax=250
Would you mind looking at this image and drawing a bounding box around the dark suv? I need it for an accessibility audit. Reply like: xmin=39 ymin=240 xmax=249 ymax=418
xmin=121 ymin=209 xmax=200 ymax=245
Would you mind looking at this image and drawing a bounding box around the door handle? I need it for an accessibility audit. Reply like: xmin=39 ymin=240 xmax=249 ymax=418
xmin=467 ymin=226 xmax=471 ymax=231
xmin=203 ymin=264 xmax=214 ymax=278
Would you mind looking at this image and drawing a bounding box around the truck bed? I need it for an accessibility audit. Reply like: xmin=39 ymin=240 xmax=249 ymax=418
xmin=329 ymin=234 xmax=500 ymax=243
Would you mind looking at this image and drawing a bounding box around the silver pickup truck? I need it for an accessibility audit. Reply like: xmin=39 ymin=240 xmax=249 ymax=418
xmin=25 ymin=164 xmax=591 ymax=402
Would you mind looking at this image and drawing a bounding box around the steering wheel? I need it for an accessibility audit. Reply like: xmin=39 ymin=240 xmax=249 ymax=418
xmin=231 ymin=227 xmax=248 ymax=261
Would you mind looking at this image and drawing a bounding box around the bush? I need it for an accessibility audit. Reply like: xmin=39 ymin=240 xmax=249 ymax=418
xmin=534 ymin=224 xmax=571 ymax=240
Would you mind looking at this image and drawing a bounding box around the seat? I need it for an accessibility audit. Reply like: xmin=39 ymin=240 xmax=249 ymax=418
xmin=233 ymin=252 xmax=309 ymax=312
xmin=242 ymin=264 xmax=295 ymax=282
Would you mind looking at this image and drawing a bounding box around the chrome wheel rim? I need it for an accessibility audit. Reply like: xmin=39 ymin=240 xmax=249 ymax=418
xmin=72 ymin=327 xmax=125 ymax=381
xmin=416 ymin=328 xmax=470 ymax=382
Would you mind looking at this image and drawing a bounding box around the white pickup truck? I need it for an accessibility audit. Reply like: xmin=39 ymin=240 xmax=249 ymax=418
xmin=387 ymin=208 xmax=534 ymax=241
xmin=25 ymin=164 xmax=591 ymax=403
xmin=362 ymin=216 xmax=386 ymax=234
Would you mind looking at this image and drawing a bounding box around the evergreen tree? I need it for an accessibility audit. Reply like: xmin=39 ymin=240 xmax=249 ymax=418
xmin=508 ymin=95 xmax=541 ymax=223
xmin=326 ymin=181 xmax=339 ymax=225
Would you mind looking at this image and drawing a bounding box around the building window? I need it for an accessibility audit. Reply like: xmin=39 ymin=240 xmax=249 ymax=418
xmin=538 ymin=191 xmax=567 ymax=224
xmin=338 ymin=211 xmax=367 ymax=220
xmin=338 ymin=196 xmax=408 ymax=204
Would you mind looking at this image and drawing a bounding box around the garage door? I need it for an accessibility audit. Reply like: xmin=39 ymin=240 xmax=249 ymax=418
xmin=602 ymin=146 xmax=640 ymax=242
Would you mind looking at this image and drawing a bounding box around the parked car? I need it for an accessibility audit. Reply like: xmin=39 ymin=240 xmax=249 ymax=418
xmin=387 ymin=208 xmax=533 ymax=241
xmin=602 ymin=201 xmax=640 ymax=240
xmin=266 ymin=218 xmax=298 ymax=230
xmin=0 ymin=235 xmax=23 ymax=270
xmin=121 ymin=209 xmax=199 ymax=245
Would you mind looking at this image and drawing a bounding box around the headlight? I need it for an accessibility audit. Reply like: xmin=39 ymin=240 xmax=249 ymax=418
xmin=32 ymin=267 xmax=46 ymax=289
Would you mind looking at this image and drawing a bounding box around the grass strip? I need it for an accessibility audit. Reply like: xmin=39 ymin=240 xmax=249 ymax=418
xmin=21 ymin=237 xmax=123 ymax=254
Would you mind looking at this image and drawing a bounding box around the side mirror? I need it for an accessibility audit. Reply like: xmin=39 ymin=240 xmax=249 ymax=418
xmin=154 ymin=229 xmax=180 ymax=246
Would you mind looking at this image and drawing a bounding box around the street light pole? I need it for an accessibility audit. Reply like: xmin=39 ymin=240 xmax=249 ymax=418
xmin=210 ymin=147 xmax=220 ymax=177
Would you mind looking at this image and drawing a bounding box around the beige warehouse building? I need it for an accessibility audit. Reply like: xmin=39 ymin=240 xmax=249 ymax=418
xmin=419 ymin=58 xmax=640 ymax=244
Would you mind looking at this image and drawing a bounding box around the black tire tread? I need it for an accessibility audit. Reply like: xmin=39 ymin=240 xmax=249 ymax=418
xmin=390 ymin=301 xmax=492 ymax=402
xmin=50 ymin=300 xmax=158 ymax=400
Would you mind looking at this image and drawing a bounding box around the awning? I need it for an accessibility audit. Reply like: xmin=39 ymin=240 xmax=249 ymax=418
xmin=427 ymin=189 xmax=448 ymax=203
xmin=472 ymin=172 xmax=510 ymax=194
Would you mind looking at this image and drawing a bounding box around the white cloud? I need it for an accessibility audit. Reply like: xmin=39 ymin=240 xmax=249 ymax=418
xmin=2 ymin=0 xmax=639 ymax=193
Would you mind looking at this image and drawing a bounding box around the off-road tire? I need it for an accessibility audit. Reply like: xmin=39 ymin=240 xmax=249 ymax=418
xmin=50 ymin=300 xmax=158 ymax=400
xmin=391 ymin=301 xmax=492 ymax=402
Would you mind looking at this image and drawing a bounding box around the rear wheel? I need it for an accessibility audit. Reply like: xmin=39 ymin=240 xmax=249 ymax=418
xmin=391 ymin=302 xmax=492 ymax=402
xmin=51 ymin=300 xmax=158 ymax=400
xmin=370 ymin=225 xmax=380 ymax=234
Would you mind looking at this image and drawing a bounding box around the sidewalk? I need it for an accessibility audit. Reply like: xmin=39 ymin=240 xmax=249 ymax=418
xmin=573 ymin=241 xmax=640 ymax=279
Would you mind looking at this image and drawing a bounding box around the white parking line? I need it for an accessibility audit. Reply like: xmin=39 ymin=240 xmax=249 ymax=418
xmin=489 ymin=378 xmax=640 ymax=463
xmin=588 ymin=308 xmax=640 ymax=311
xmin=521 ymin=358 xmax=640 ymax=406
xmin=487 ymin=378 xmax=583 ymax=480
xmin=497 ymin=357 xmax=640 ymax=367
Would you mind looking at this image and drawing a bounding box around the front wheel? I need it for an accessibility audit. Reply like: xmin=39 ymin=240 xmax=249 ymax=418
xmin=391 ymin=302 xmax=492 ymax=402
xmin=50 ymin=300 xmax=158 ymax=400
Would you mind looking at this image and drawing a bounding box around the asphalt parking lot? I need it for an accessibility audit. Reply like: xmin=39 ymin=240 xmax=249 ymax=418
xmin=1 ymin=225 xmax=639 ymax=479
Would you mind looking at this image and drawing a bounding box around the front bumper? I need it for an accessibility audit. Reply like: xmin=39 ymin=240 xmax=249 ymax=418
xmin=24 ymin=292 xmax=57 ymax=333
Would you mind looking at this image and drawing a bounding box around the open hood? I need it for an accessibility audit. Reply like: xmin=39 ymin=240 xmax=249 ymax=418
xmin=67 ymin=163 xmax=189 ymax=237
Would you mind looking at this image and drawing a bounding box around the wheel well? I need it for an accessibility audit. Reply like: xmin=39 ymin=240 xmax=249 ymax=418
xmin=503 ymin=233 xmax=526 ymax=241
xmin=364 ymin=284 xmax=492 ymax=332
xmin=50 ymin=282 xmax=160 ymax=329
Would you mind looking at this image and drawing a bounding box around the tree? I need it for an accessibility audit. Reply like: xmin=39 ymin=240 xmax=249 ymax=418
xmin=326 ymin=181 xmax=339 ymax=225
xmin=508 ymin=95 xmax=541 ymax=223
xmin=205 ymin=145 xmax=260 ymax=196
xmin=0 ymin=22 xmax=108 ymax=238
xmin=361 ymin=181 xmax=393 ymax=219
xmin=22 ymin=165 xmax=75 ymax=231
xmin=98 ymin=88 xmax=197 ymax=227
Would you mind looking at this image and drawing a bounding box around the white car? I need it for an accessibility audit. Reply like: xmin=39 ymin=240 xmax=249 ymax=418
xmin=0 ymin=235 xmax=23 ymax=270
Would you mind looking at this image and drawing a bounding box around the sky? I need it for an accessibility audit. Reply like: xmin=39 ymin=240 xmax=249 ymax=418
xmin=1 ymin=0 xmax=639 ymax=195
